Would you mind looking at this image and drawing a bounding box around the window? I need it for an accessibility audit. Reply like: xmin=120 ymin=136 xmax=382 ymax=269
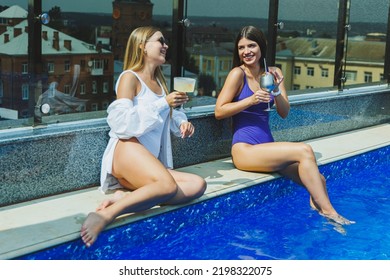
xmin=206 ymin=60 xmax=211 ymax=71
xmin=22 ymin=84 xmax=29 ymax=100
xmin=47 ymin=62 xmax=54 ymax=73
xmin=307 ymin=67 xmax=314 ymax=76
xmin=321 ymin=68 xmax=329 ymax=77
xmin=91 ymin=103 xmax=98 ymax=111
xmin=65 ymin=60 xmax=70 ymax=72
xmin=22 ymin=63 xmax=28 ymax=74
xmin=102 ymin=101 xmax=110 ymax=110
xmin=294 ymin=66 xmax=301 ymax=75
xmin=345 ymin=71 xmax=357 ymax=82
xmin=92 ymin=59 xmax=103 ymax=69
xmin=80 ymin=83 xmax=86 ymax=95
xmin=103 ymin=81 xmax=109 ymax=93
xmin=364 ymin=72 xmax=373 ymax=83
xmin=92 ymin=81 xmax=97 ymax=94
xmin=64 ymin=84 xmax=70 ymax=94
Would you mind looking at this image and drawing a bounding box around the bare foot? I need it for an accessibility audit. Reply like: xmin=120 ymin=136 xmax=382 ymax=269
xmin=310 ymin=197 xmax=355 ymax=225
xmin=96 ymin=190 xmax=126 ymax=211
xmin=321 ymin=213 xmax=355 ymax=225
xmin=80 ymin=212 xmax=111 ymax=247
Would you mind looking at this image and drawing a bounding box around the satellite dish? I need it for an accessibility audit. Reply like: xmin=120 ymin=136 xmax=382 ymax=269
xmin=40 ymin=103 xmax=50 ymax=114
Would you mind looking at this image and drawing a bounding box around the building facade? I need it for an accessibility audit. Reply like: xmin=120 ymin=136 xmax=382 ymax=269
xmin=0 ymin=6 xmax=114 ymax=119
xmin=111 ymin=0 xmax=154 ymax=61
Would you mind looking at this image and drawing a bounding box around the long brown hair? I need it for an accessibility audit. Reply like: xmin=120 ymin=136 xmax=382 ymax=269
xmin=232 ymin=26 xmax=267 ymax=70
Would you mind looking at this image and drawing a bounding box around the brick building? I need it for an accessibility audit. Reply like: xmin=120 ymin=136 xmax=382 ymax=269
xmin=111 ymin=0 xmax=154 ymax=61
xmin=0 ymin=5 xmax=114 ymax=119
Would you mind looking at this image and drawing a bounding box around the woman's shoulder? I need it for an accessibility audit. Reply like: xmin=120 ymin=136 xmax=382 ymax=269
xmin=120 ymin=70 xmax=138 ymax=79
xmin=117 ymin=70 xmax=141 ymax=86
xmin=116 ymin=70 xmax=141 ymax=98
xmin=227 ymin=66 xmax=245 ymax=80
xmin=231 ymin=66 xmax=245 ymax=75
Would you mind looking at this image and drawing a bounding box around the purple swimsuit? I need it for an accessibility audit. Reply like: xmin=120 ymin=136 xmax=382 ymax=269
xmin=232 ymin=71 xmax=275 ymax=145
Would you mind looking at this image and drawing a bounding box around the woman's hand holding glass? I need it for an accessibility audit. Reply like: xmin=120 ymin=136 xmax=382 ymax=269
xmin=259 ymin=70 xmax=284 ymax=111
xmin=268 ymin=69 xmax=284 ymax=94
xmin=166 ymin=91 xmax=189 ymax=108
xmin=251 ymin=90 xmax=271 ymax=106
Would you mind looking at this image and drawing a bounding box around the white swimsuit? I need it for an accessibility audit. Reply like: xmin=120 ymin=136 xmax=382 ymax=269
xmin=99 ymin=70 xmax=187 ymax=193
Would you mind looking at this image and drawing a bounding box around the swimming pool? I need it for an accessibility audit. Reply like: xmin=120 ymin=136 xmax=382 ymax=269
xmin=17 ymin=145 xmax=389 ymax=260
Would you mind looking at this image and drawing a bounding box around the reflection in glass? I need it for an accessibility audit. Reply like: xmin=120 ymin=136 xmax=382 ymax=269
xmin=0 ymin=0 xmax=389 ymax=129
xmin=36 ymin=82 xmax=87 ymax=115
xmin=0 ymin=4 xmax=114 ymax=126
xmin=345 ymin=0 xmax=388 ymax=86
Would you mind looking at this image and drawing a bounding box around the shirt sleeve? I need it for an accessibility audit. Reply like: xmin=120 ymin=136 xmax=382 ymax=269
xmin=170 ymin=108 xmax=188 ymax=137
xmin=107 ymin=97 xmax=170 ymax=139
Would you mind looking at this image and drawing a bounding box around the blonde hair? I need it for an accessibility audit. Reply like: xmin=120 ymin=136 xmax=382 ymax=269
xmin=123 ymin=26 xmax=169 ymax=95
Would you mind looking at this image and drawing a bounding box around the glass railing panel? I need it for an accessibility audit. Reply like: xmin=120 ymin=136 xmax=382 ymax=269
xmin=343 ymin=0 xmax=388 ymax=87
xmin=0 ymin=0 xmax=173 ymax=129
xmin=1 ymin=0 xmax=389 ymax=130
xmin=183 ymin=0 xmax=269 ymax=108
xmin=277 ymin=0 xmax=339 ymax=94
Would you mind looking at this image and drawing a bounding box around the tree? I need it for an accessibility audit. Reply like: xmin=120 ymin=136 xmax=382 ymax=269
xmin=197 ymin=73 xmax=216 ymax=96
xmin=48 ymin=6 xmax=64 ymax=31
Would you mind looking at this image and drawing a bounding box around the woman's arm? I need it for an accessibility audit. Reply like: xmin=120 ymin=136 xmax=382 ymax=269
xmin=215 ymin=67 xmax=259 ymax=120
xmin=107 ymin=72 xmax=170 ymax=139
xmin=270 ymin=67 xmax=290 ymax=119
xmin=170 ymin=109 xmax=188 ymax=138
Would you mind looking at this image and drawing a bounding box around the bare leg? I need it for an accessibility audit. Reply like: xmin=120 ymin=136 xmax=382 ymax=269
xmin=164 ymin=169 xmax=206 ymax=205
xmin=96 ymin=190 xmax=127 ymax=211
xmin=81 ymin=138 xmax=206 ymax=247
xmin=232 ymin=142 xmax=354 ymax=225
xmin=279 ymin=162 xmax=354 ymax=225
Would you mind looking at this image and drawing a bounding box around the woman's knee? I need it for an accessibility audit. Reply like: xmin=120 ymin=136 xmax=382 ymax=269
xmin=194 ymin=176 xmax=207 ymax=197
xmin=157 ymin=177 xmax=179 ymax=199
xmin=299 ymin=143 xmax=316 ymax=161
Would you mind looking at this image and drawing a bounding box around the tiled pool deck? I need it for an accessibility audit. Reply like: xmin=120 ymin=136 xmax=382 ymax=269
xmin=1 ymin=123 xmax=389 ymax=260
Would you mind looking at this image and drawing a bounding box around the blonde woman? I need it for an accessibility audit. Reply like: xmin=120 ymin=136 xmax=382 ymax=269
xmin=215 ymin=26 xmax=353 ymax=226
xmin=81 ymin=26 xmax=206 ymax=247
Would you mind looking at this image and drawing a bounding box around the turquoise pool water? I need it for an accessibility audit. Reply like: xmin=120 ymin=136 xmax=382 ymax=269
xmin=18 ymin=145 xmax=389 ymax=260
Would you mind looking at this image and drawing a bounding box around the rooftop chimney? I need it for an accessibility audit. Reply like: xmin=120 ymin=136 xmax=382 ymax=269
xmin=14 ymin=28 xmax=22 ymax=37
xmin=52 ymin=39 xmax=59 ymax=51
xmin=64 ymin=40 xmax=72 ymax=51
xmin=52 ymin=31 xmax=60 ymax=51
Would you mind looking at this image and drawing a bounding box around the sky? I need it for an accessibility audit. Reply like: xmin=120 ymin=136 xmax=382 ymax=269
xmin=1 ymin=0 xmax=388 ymax=22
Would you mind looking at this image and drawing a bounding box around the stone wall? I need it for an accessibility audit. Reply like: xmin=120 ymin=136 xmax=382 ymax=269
xmin=0 ymin=88 xmax=389 ymax=206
